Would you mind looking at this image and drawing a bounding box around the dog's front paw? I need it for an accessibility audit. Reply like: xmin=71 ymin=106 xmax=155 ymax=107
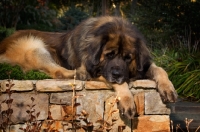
xmin=75 ymin=69 xmax=90 ymax=80
xmin=117 ymin=94 xmax=136 ymax=119
xmin=157 ymin=80 xmax=178 ymax=102
xmin=76 ymin=71 xmax=88 ymax=80
xmin=75 ymin=66 xmax=91 ymax=80
xmin=112 ymin=83 xmax=136 ymax=119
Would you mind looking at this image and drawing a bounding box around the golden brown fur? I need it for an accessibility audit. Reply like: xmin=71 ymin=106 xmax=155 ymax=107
xmin=0 ymin=16 xmax=177 ymax=119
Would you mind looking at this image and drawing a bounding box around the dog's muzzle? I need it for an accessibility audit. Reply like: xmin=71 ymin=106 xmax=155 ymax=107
xmin=103 ymin=56 xmax=129 ymax=84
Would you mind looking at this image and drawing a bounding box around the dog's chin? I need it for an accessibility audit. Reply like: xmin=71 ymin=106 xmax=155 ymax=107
xmin=105 ymin=76 xmax=126 ymax=84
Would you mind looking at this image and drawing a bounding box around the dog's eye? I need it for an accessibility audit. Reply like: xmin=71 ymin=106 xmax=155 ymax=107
xmin=124 ymin=54 xmax=132 ymax=62
xmin=106 ymin=51 xmax=115 ymax=59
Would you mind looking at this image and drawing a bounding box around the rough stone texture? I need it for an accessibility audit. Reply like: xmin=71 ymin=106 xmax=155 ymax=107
xmin=85 ymin=81 xmax=112 ymax=89
xmin=8 ymin=124 xmax=26 ymax=132
xmin=0 ymin=79 xmax=171 ymax=132
xmin=9 ymin=121 xmax=70 ymax=132
xmin=130 ymin=80 xmax=156 ymax=88
xmin=41 ymin=120 xmax=66 ymax=132
xmin=49 ymin=105 xmax=63 ymax=120
xmin=0 ymin=93 xmax=48 ymax=124
xmin=49 ymin=105 xmax=74 ymax=121
xmin=132 ymin=115 xmax=170 ymax=132
xmin=145 ymin=91 xmax=171 ymax=114
xmin=36 ymin=79 xmax=83 ymax=92
xmin=0 ymin=80 xmax=34 ymax=92
xmin=104 ymin=95 xmax=132 ymax=132
xmin=76 ymin=90 xmax=114 ymax=130
xmin=133 ymin=92 xmax=145 ymax=116
xmin=50 ymin=92 xmax=73 ymax=105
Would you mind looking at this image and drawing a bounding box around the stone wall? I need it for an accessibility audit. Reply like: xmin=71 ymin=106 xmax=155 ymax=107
xmin=0 ymin=79 xmax=171 ymax=132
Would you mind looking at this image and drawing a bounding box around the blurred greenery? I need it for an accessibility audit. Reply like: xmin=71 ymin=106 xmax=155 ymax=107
xmin=0 ymin=0 xmax=199 ymax=100
xmin=16 ymin=5 xmax=59 ymax=31
xmin=0 ymin=27 xmax=15 ymax=41
xmin=59 ymin=7 xmax=89 ymax=30
xmin=127 ymin=0 xmax=200 ymax=50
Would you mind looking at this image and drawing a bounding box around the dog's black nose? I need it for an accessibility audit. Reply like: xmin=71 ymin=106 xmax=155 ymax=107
xmin=111 ymin=66 xmax=122 ymax=78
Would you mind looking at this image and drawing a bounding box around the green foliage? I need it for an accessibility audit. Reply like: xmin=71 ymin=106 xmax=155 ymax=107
xmin=153 ymin=49 xmax=200 ymax=101
xmin=0 ymin=27 xmax=15 ymax=41
xmin=49 ymin=0 xmax=102 ymax=16
xmin=0 ymin=0 xmax=24 ymax=28
xmin=17 ymin=5 xmax=60 ymax=31
xmin=59 ymin=7 xmax=89 ymax=30
xmin=0 ymin=0 xmax=199 ymax=101
xmin=122 ymin=0 xmax=200 ymax=101
xmin=169 ymin=54 xmax=200 ymax=101
xmin=127 ymin=0 xmax=200 ymax=49
xmin=0 ymin=0 xmax=62 ymax=32
xmin=0 ymin=63 xmax=50 ymax=80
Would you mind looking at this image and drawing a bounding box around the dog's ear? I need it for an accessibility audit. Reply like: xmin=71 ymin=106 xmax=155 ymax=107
xmin=85 ymin=21 xmax=114 ymax=66
xmin=88 ymin=22 xmax=114 ymax=65
xmin=135 ymin=38 xmax=152 ymax=74
xmin=90 ymin=35 xmax=108 ymax=65
xmin=84 ymin=34 xmax=108 ymax=78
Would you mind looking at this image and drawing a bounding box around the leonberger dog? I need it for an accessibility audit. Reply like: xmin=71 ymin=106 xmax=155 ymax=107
xmin=0 ymin=16 xmax=177 ymax=119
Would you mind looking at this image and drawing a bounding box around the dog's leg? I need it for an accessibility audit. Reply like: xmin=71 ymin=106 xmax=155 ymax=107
xmin=93 ymin=76 xmax=135 ymax=119
xmin=1 ymin=48 xmax=88 ymax=79
xmin=146 ymin=63 xmax=178 ymax=102
xmin=24 ymin=48 xmax=76 ymax=79
xmin=75 ymin=64 xmax=90 ymax=80
xmin=0 ymin=36 xmax=78 ymax=79
xmin=112 ymin=82 xmax=136 ymax=119
xmin=1 ymin=48 xmax=76 ymax=79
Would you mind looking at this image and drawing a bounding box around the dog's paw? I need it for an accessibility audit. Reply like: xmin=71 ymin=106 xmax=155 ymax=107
xmin=76 ymin=71 xmax=88 ymax=80
xmin=157 ymin=80 xmax=178 ymax=102
xmin=75 ymin=66 xmax=90 ymax=80
xmin=75 ymin=69 xmax=90 ymax=80
xmin=112 ymin=83 xmax=136 ymax=119
xmin=117 ymin=95 xmax=136 ymax=119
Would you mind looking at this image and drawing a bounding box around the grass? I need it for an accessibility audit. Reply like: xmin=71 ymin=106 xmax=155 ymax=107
xmin=152 ymin=47 xmax=200 ymax=101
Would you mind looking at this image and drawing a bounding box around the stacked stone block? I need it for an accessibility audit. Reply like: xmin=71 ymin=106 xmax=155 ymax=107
xmin=0 ymin=79 xmax=171 ymax=132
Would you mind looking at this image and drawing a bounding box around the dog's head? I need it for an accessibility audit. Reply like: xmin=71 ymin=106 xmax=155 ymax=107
xmin=97 ymin=31 xmax=152 ymax=84
xmin=66 ymin=16 xmax=152 ymax=84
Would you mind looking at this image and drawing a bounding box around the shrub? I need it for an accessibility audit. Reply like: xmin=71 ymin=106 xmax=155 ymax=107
xmin=0 ymin=27 xmax=15 ymax=41
xmin=59 ymin=7 xmax=89 ymax=30
xmin=153 ymin=48 xmax=200 ymax=101
xmin=0 ymin=63 xmax=50 ymax=80
xmin=17 ymin=5 xmax=60 ymax=31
